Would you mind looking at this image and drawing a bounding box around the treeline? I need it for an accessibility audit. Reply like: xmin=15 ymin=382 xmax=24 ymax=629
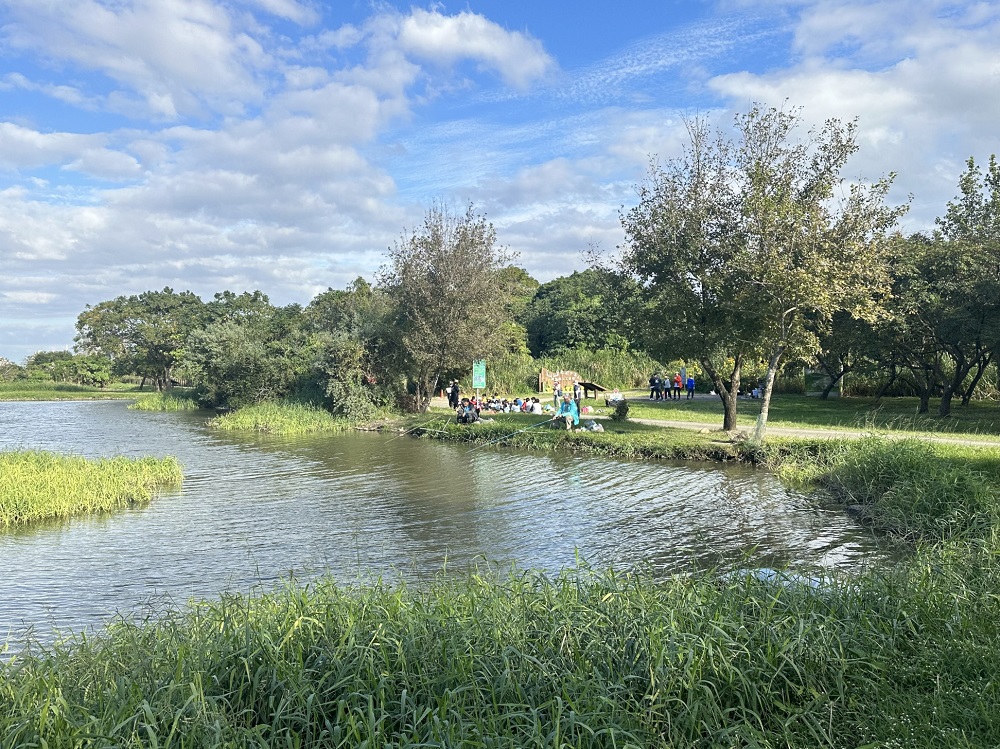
xmin=8 ymin=104 xmax=1000 ymax=429
xmin=52 ymin=205 xmax=663 ymax=416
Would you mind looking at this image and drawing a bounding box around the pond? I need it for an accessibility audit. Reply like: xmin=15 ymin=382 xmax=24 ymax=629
xmin=1 ymin=400 xmax=887 ymax=646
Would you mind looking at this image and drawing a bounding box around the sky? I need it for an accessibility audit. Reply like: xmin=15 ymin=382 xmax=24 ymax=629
xmin=1 ymin=0 xmax=999 ymax=363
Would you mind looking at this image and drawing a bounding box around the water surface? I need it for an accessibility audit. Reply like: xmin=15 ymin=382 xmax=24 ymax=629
xmin=1 ymin=400 xmax=886 ymax=645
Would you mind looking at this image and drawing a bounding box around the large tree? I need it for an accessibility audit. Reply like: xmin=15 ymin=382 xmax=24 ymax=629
xmin=75 ymin=288 xmax=205 ymax=390
xmin=620 ymin=104 xmax=905 ymax=437
xmin=379 ymin=203 xmax=515 ymax=411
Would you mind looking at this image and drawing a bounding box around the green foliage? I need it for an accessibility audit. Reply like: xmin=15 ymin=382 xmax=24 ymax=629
xmin=22 ymin=351 xmax=112 ymax=387
xmin=610 ymin=397 xmax=630 ymax=422
xmin=0 ymin=450 xmax=182 ymax=528
xmin=521 ymin=269 xmax=634 ymax=356
xmin=75 ymin=287 xmax=206 ymax=391
xmin=185 ymin=297 xmax=316 ymax=409
xmin=379 ymin=203 xmax=516 ymax=410
xmin=620 ymin=104 xmax=905 ymax=435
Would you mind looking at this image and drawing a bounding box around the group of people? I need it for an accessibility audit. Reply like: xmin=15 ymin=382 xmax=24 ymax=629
xmin=648 ymin=372 xmax=696 ymax=400
xmin=454 ymin=394 xmax=547 ymax=423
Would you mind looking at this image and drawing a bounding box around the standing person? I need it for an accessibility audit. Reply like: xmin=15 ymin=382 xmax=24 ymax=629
xmin=572 ymin=381 xmax=583 ymax=414
xmin=672 ymin=372 xmax=682 ymax=400
xmin=649 ymin=373 xmax=658 ymax=400
xmin=553 ymin=380 xmax=563 ymax=408
xmin=686 ymin=374 xmax=696 ymax=399
xmin=451 ymin=380 xmax=461 ymax=408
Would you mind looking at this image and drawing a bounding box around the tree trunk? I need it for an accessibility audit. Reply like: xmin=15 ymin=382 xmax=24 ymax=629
xmin=961 ymin=352 xmax=993 ymax=406
xmin=701 ymin=355 xmax=741 ymax=431
xmin=753 ymin=345 xmax=785 ymax=443
xmin=815 ymin=354 xmax=849 ymax=400
xmin=938 ymin=353 xmax=973 ymax=417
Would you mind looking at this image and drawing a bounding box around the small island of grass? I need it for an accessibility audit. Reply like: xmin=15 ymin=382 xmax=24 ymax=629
xmin=0 ymin=450 xmax=183 ymax=528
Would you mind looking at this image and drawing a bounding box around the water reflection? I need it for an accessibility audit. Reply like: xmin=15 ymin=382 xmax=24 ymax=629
xmin=0 ymin=401 xmax=887 ymax=645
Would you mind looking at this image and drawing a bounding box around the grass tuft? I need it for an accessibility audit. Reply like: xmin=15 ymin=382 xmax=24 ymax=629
xmin=209 ymin=401 xmax=352 ymax=435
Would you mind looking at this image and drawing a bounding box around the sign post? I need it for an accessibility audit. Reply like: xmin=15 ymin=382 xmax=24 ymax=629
xmin=472 ymin=359 xmax=486 ymax=400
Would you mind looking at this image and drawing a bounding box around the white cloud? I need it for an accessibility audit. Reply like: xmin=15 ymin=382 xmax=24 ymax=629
xmin=396 ymin=9 xmax=555 ymax=89
xmin=1 ymin=0 xmax=271 ymax=119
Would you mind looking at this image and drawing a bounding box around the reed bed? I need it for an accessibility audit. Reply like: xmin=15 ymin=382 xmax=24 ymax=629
xmin=3 ymin=557 xmax=999 ymax=747
xmin=0 ymin=450 xmax=183 ymax=528
xmin=209 ymin=401 xmax=353 ymax=435
xmin=128 ymin=391 xmax=202 ymax=411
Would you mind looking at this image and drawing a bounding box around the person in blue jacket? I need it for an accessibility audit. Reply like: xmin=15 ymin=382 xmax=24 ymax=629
xmin=553 ymin=394 xmax=580 ymax=430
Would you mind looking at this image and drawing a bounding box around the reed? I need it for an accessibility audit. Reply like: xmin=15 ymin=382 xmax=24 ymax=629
xmin=128 ymin=391 xmax=202 ymax=411
xmin=0 ymin=450 xmax=183 ymax=528
xmin=209 ymin=401 xmax=353 ymax=435
xmin=3 ymin=556 xmax=999 ymax=747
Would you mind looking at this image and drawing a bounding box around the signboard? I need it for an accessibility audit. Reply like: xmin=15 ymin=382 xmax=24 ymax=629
xmin=472 ymin=360 xmax=487 ymax=390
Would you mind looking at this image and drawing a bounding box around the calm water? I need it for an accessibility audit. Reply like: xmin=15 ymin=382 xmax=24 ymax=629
xmin=1 ymin=400 xmax=886 ymax=645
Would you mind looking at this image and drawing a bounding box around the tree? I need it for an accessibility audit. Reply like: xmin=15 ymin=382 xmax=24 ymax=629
xmin=620 ymin=104 xmax=905 ymax=437
xmin=75 ymin=288 xmax=206 ymax=390
xmin=306 ymin=278 xmax=395 ymax=418
xmin=186 ymin=294 xmax=316 ymax=408
xmin=379 ymin=203 xmax=515 ymax=412
xmin=933 ymin=155 xmax=1000 ymax=413
xmin=521 ymin=269 xmax=632 ymax=356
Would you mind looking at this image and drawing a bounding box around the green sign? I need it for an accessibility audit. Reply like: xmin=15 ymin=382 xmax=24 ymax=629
xmin=472 ymin=360 xmax=486 ymax=389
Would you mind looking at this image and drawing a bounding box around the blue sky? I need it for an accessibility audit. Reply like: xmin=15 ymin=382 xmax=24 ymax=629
xmin=1 ymin=0 xmax=999 ymax=362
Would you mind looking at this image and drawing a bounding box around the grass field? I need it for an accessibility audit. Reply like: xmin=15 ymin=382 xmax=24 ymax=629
xmin=0 ymin=381 xmax=141 ymax=401
xmin=598 ymin=392 xmax=1000 ymax=439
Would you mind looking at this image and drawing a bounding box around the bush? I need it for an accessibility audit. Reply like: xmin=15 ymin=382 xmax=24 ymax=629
xmin=610 ymin=398 xmax=630 ymax=422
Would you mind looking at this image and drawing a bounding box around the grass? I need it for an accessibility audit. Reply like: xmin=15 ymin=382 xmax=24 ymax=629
xmin=128 ymin=390 xmax=203 ymax=411
xmin=3 ymin=557 xmax=1000 ymax=747
xmin=0 ymin=450 xmax=183 ymax=528
xmin=209 ymin=401 xmax=354 ymax=435
xmin=623 ymin=392 xmax=1000 ymax=439
xmin=0 ymin=381 xmax=141 ymax=401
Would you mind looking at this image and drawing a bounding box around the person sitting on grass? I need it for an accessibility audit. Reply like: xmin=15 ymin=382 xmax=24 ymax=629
xmin=605 ymin=388 xmax=624 ymax=405
xmin=456 ymin=398 xmax=480 ymax=424
xmin=553 ymin=394 xmax=580 ymax=430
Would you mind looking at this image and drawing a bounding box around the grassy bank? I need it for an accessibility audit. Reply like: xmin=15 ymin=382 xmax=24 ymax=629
xmin=3 ymin=557 xmax=999 ymax=747
xmin=209 ymin=401 xmax=354 ymax=435
xmin=623 ymin=393 xmax=1000 ymax=440
xmin=128 ymin=390 xmax=202 ymax=411
xmin=0 ymin=381 xmax=140 ymax=401
xmin=0 ymin=450 xmax=183 ymax=528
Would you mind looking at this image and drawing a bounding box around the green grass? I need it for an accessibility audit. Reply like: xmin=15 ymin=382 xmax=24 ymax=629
xmin=0 ymin=450 xmax=183 ymax=528
xmin=128 ymin=390 xmax=203 ymax=411
xmin=3 ymin=557 xmax=1000 ymax=747
xmin=209 ymin=401 xmax=353 ymax=435
xmin=622 ymin=392 xmax=1000 ymax=439
xmin=0 ymin=381 xmax=141 ymax=401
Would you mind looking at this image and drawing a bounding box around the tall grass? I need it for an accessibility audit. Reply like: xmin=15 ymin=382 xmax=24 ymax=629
xmin=4 ymin=559 xmax=1000 ymax=747
xmin=0 ymin=450 xmax=183 ymax=528
xmin=209 ymin=401 xmax=353 ymax=435
xmin=128 ymin=391 xmax=202 ymax=411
